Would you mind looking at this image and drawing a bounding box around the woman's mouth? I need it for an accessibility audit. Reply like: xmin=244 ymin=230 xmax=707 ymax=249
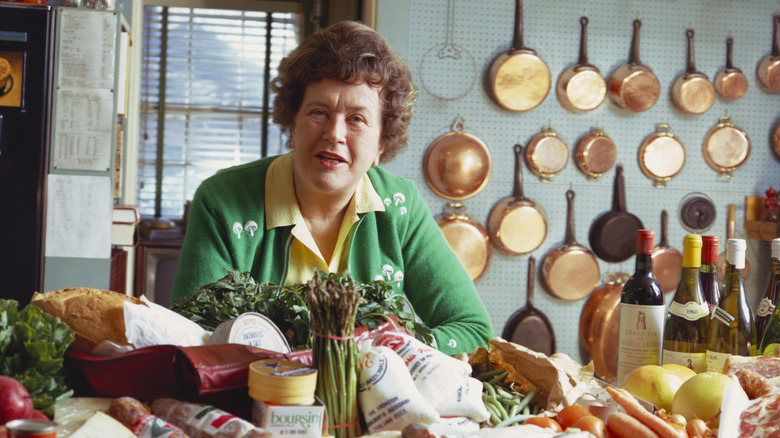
xmin=317 ymin=152 xmax=346 ymax=165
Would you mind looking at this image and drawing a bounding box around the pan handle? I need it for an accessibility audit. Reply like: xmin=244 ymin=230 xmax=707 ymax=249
xmin=564 ymin=189 xmax=578 ymax=244
xmin=724 ymin=36 xmax=738 ymax=72
xmin=660 ymin=210 xmax=669 ymax=247
xmin=772 ymin=14 xmax=779 ymax=57
xmin=526 ymin=255 xmax=536 ymax=307
xmin=628 ymin=19 xmax=643 ymax=65
xmin=612 ymin=164 xmax=628 ymax=213
xmin=685 ymin=29 xmax=699 ymax=74
xmin=577 ymin=16 xmax=591 ymax=67
xmin=511 ymin=143 xmax=527 ymax=201
xmin=512 ymin=0 xmax=525 ymax=51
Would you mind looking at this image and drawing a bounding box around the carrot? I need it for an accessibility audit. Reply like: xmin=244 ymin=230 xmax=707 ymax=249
xmin=607 ymin=412 xmax=660 ymax=438
xmin=605 ymin=386 xmax=686 ymax=438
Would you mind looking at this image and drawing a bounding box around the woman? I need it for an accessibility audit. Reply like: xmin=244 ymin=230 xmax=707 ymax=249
xmin=171 ymin=21 xmax=492 ymax=355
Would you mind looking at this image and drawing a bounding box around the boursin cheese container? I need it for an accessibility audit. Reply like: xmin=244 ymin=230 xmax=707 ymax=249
xmin=210 ymin=312 xmax=291 ymax=353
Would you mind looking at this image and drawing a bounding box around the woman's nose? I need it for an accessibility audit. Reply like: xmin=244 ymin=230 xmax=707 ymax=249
xmin=323 ymin=116 xmax=347 ymax=143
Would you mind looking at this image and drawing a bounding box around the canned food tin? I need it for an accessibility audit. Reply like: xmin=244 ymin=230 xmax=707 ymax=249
xmin=5 ymin=419 xmax=58 ymax=438
xmin=210 ymin=312 xmax=291 ymax=353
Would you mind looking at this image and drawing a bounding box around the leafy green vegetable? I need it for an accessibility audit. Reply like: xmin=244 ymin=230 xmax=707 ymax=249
xmin=171 ymin=269 xmax=434 ymax=350
xmin=0 ymin=299 xmax=75 ymax=414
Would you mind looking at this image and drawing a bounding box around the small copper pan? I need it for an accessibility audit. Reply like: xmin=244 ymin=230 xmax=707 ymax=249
xmin=702 ymin=116 xmax=751 ymax=179
xmin=579 ymin=272 xmax=628 ymax=382
xmin=756 ymin=14 xmax=780 ymax=93
xmin=608 ymin=19 xmax=660 ymax=113
xmin=718 ymin=204 xmax=751 ymax=282
xmin=423 ymin=117 xmax=491 ymax=200
xmin=436 ymin=202 xmax=492 ymax=283
xmin=488 ymin=0 xmax=551 ymax=111
xmin=487 ymin=144 xmax=548 ymax=256
xmin=574 ymin=127 xmax=617 ymax=181
xmin=638 ymin=123 xmax=686 ymax=188
xmin=540 ymin=189 xmax=600 ymax=301
xmin=502 ymin=255 xmax=556 ymax=356
xmin=671 ymin=29 xmax=715 ymax=114
xmin=651 ymin=210 xmax=683 ymax=294
xmin=524 ymin=126 xmax=569 ymax=182
xmin=556 ymin=16 xmax=606 ymax=113
xmin=714 ymin=36 xmax=748 ymax=100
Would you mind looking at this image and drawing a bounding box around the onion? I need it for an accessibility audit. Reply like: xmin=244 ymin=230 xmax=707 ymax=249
xmin=686 ymin=418 xmax=709 ymax=438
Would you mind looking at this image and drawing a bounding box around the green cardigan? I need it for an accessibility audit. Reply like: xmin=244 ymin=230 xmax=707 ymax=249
xmin=171 ymin=155 xmax=493 ymax=355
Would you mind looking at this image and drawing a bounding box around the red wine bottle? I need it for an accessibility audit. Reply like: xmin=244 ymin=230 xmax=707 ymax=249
xmin=617 ymin=229 xmax=665 ymax=385
xmin=701 ymin=235 xmax=721 ymax=315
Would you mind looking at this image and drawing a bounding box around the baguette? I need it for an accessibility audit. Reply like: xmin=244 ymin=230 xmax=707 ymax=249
xmin=30 ymin=287 xmax=146 ymax=352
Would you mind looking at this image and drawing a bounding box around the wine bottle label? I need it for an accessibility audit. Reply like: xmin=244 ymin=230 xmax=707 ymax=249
xmin=617 ymin=303 xmax=665 ymax=385
xmin=711 ymin=306 xmax=736 ymax=325
xmin=663 ymin=350 xmax=706 ymax=373
xmin=757 ymin=298 xmax=776 ymax=318
xmin=706 ymin=350 xmax=732 ymax=373
xmin=668 ymin=301 xmax=710 ymax=321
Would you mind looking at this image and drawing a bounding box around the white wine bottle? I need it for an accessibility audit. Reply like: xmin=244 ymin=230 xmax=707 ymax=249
xmin=617 ymin=229 xmax=665 ymax=385
xmin=756 ymin=238 xmax=780 ymax=345
xmin=663 ymin=234 xmax=710 ymax=372
xmin=758 ymin=238 xmax=780 ymax=356
xmin=706 ymin=238 xmax=758 ymax=373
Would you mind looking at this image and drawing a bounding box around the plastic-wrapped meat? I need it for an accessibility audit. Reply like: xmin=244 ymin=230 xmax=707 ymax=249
xmin=151 ymin=398 xmax=270 ymax=438
xmin=107 ymin=396 xmax=190 ymax=437
xmin=739 ymin=393 xmax=780 ymax=438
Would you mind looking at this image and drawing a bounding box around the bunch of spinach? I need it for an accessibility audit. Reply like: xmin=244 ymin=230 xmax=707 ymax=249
xmin=0 ymin=299 xmax=75 ymax=414
xmin=171 ymin=269 xmax=433 ymax=350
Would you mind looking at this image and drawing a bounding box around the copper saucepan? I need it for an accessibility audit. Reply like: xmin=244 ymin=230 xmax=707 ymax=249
xmin=502 ymin=255 xmax=556 ymax=356
xmin=637 ymin=123 xmax=686 ymax=188
xmin=556 ymin=16 xmax=606 ymax=113
xmin=579 ymin=272 xmax=628 ymax=382
xmin=436 ymin=202 xmax=492 ymax=283
xmin=540 ymin=189 xmax=600 ymax=301
xmin=574 ymin=127 xmax=617 ymax=181
xmin=671 ymin=29 xmax=715 ymax=114
xmin=701 ymin=116 xmax=751 ymax=179
xmin=487 ymin=144 xmax=547 ymax=256
xmin=524 ymin=126 xmax=569 ymax=182
xmin=651 ymin=210 xmax=683 ymax=295
xmin=756 ymin=14 xmax=780 ymax=93
xmin=608 ymin=19 xmax=660 ymax=113
xmin=714 ymin=36 xmax=748 ymax=101
xmin=423 ymin=117 xmax=491 ymax=201
xmin=487 ymin=0 xmax=550 ymax=112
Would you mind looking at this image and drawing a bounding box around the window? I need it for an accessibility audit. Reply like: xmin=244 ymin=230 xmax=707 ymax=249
xmin=138 ymin=5 xmax=301 ymax=219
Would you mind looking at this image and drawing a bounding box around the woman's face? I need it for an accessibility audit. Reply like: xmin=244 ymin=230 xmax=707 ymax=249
xmin=291 ymin=78 xmax=384 ymax=201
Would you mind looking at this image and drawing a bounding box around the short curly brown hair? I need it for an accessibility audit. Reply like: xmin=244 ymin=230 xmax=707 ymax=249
xmin=271 ymin=21 xmax=417 ymax=163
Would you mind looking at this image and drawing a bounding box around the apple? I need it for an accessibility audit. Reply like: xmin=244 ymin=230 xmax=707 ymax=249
xmin=671 ymin=371 xmax=740 ymax=428
xmin=622 ymin=364 xmax=684 ymax=412
xmin=661 ymin=363 xmax=697 ymax=382
xmin=0 ymin=376 xmax=33 ymax=424
xmin=28 ymin=410 xmax=49 ymax=421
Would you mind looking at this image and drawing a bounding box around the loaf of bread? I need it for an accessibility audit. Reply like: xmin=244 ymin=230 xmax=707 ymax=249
xmin=30 ymin=287 xmax=146 ymax=352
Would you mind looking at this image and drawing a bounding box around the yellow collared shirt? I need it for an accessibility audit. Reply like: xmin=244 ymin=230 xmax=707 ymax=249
xmin=265 ymin=152 xmax=385 ymax=285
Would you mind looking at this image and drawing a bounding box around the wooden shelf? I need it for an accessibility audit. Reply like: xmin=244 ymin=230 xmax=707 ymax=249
xmin=745 ymin=196 xmax=780 ymax=241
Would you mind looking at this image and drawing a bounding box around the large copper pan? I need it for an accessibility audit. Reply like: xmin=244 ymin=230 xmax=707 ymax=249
xmin=487 ymin=0 xmax=550 ymax=112
xmin=608 ymin=19 xmax=660 ymax=113
xmin=437 ymin=202 xmax=492 ymax=283
xmin=756 ymin=14 xmax=780 ymax=93
xmin=671 ymin=29 xmax=714 ymax=114
xmin=556 ymin=16 xmax=606 ymax=113
xmin=579 ymin=272 xmax=628 ymax=382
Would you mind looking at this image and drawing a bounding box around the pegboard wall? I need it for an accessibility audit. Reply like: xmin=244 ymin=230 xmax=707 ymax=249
xmin=376 ymin=0 xmax=780 ymax=361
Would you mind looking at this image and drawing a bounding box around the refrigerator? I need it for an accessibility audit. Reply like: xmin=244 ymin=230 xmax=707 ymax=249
xmin=0 ymin=4 xmax=55 ymax=307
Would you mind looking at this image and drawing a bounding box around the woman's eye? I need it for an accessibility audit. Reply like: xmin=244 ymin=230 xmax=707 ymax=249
xmin=349 ymin=115 xmax=366 ymax=124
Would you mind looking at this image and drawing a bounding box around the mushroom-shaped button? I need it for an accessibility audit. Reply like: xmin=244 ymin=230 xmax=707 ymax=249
xmin=232 ymin=221 xmax=243 ymax=239
xmin=393 ymin=192 xmax=406 ymax=206
xmin=244 ymin=220 xmax=258 ymax=237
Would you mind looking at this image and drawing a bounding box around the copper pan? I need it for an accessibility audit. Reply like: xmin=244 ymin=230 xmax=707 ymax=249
xmin=718 ymin=204 xmax=750 ymax=282
xmin=423 ymin=117 xmax=491 ymax=200
xmin=556 ymin=16 xmax=606 ymax=113
xmin=524 ymin=126 xmax=569 ymax=182
xmin=651 ymin=210 xmax=682 ymax=294
xmin=436 ymin=202 xmax=492 ymax=283
xmin=487 ymin=0 xmax=550 ymax=112
xmin=579 ymin=272 xmax=628 ymax=382
xmin=671 ymin=29 xmax=715 ymax=114
xmin=487 ymin=144 xmax=547 ymax=256
xmin=637 ymin=123 xmax=685 ymax=188
xmin=608 ymin=19 xmax=660 ymax=113
xmin=574 ymin=127 xmax=617 ymax=181
xmin=702 ymin=116 xmax=750 ymax=179
xmin=714 ymin=36 xmax=748 ymax=101
xmin=773 ymin=121 xmax=780 ymax=160
xmin=756 ymin=14 xmax=780 ymax=93
xmin=540 ymin=189 xmax=600 ymax=301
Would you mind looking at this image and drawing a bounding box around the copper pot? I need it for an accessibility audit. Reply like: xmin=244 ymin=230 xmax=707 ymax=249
xmin=714 ymin=36 xmax=748 ymax=101
xmin=671 ymin=29 xmax=715 ymax=114
xmin=488 ymin=0 xmax=550 ymax=112
xmin=638 ymin=123 xmax=686 ymax=188
xmin=556 ymin=16 xmax=606 ymax=113
xmin=436 ymin=202 xmax=492 ymax=282
xmin=608 ymin=19 xmax=660 ymax=113
xmin=580 ymin=272 xmax=628 ymax=382
xmin=574 ymin=127 xmax=617 ymax=181
xmin=701 ymin=116 xmax=750 ymax=179
xmin=423 ymin=117 xmax=491 ymax=200
xmin=524 ymin=126 xmax=569 ymax=182
xmin=756 ymin=14 xmax=780 ymax=93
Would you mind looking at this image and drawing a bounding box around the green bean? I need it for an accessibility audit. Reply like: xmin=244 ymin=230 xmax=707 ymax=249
xmin=487 ymin=370 xmax=509 ymax=385
xmin=490 ymin=397 xmax=509 ymax=420
xmin=475 ymin=368 xmax=505 ymax=381
xmin=515 ymin=387 xmax=541 ymax=413
xmin=482 ymin=381 xmax=497 ymax=401
xmin=485 ymin=401 xmax=502 ymax=425
xmin=508 ymin=403 xmax=519 ymax=418
xmin=494 ymin=413 xmax=534 ymax=428
xmin=494 ymin=385 xmax=516 ymax=400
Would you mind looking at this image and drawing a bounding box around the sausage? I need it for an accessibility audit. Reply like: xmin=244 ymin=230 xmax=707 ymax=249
xmin=733 ymin=369 xmax=775 ymax=399
xmin=151 ymin=398 xmax=270 ymax=438
xmin=108 ymin=396 xmax=190 ymax=437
